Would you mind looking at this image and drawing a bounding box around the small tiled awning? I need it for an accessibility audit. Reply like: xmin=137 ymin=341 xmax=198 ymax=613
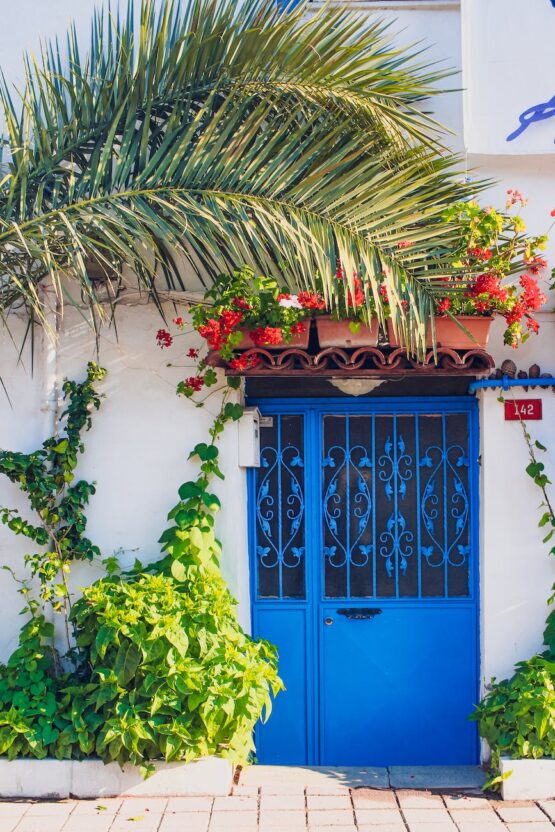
xmin=207 ymin=346 xmax=495 ymax=378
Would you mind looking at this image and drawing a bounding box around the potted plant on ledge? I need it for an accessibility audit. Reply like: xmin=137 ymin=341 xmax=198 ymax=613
xmin=385 ymin=195 xmax=549 ymax=351
xmin=191 ymin=267 xmax=324 ymax=358
xmin=314 ymin=267 xmax=380 ymax=349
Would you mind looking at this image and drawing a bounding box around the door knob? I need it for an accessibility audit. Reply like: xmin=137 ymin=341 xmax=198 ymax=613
xmin=324 ymin=617 xmax=334 ymax=626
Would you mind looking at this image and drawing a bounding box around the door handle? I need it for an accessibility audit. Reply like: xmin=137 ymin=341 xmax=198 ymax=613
xmin=324 ymin=617 xmax=334 ymax=626
xmin=337 ymin=607 xmax=382 ymax=620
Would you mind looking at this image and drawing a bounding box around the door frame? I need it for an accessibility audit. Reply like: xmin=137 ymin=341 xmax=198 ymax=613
xmin=246 ymin=395 xmax=481 ymax=765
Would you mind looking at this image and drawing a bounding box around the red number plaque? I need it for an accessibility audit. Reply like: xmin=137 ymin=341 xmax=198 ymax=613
xmin=504 ymin=399 xmax=543 ymax=420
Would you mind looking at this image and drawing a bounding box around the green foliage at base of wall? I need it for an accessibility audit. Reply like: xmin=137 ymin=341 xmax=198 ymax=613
xmin=472 ymin=414 xmax=555 ymax=789
xmin=0 ymin=368 xmax=281 ymax=772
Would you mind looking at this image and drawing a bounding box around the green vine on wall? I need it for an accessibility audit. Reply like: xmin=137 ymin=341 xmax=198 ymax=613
xmin=0 ymin=364 xmax=281 ymax=770
xmin=473 ymin=399 xmax=555 ymax=787
xmin=0 ymin=362 xmax=106 ymax=646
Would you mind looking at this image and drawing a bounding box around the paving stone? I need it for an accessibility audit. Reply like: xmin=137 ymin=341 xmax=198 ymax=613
xmin=389 ymin=766 xmax=486 ymax=790
xmin=211 ymin=796 xmax=258 ymax=812
xmin=117 ymin=799 xmax=167 ymax=817
xmin=25 ymin=802 xmax=75 ymax=816
xmin=62 ymin=818 xmax=114 ymax=832
xmin=450 ymin=808 xmax=505 ymax=828
xmin=442 ymin=794 xmax=491 ymax=810
xmin=308 ymin=826 xmax=357 ymax=832
xmin=305 ymin=786 xmax=350 ymax=796
xmin=357 ymin=825 xmax=406 ymax=832
xmin=260 ymin=794 xmax=304 ymax=811
xmin=538 ymin=800 xmax=555 ymax=820
xmin=231 ymin=786 xmax=259 ymax=797
xmin=70 ymin=799 xmax=123 ymax=815
xmin=0 ymin=803 xmax=32 ymax=816
xmin=354 ymin=808 xmax=404 ymax=824
xmin=505 ymin=825 xmax=555 ymax=832
xmin=307 ymin=808 xmax=355 ymax=825
xmin=260 ymin=785 xmax=307 ymax=795
xmin=209 ymin=812 xmax=258 ymax=831
xmin=406 ymin=824 xmax=456 ymax=832
xmin=110 ymin=820 xmax=161 ymax=832
xmin=0 ymin=820 xmax=22 ymax=832
xmin=495 ymin=804 xmax=549 ymax=823
xmin=351 ymin=789 xmax=397 ymax=809
xmin=259 ymin=809 xmax=307 ymax=826
xmin=166 ymin=797 xmax=214 ymax=813
xmin=13 ymin=820 xmax=67 ymax=832
xmin=159 ymin=813 xmax=211 ymax=832
xmin=402 ymin=808 xmax=453 ymax=824
xmin=396 ymin=789 xmax=444 ymax=808
xmin=306 ymin=795 xmax=352 ymax=811
xmin=260 ymin=825 xmax=306 ymax=832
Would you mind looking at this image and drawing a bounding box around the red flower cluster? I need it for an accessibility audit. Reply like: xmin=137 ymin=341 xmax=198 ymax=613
xmin=437 ymin=297 xmax=451 ymax=314
xmin=183 ymin=376 xmax=205 ymax=392
xmin=156 ymin=329 xmax=173 ymax=348
xmin=524 ymin=255 xmax=548 ymax=274
xmin=397 ymin=240 xmax=414 ymax=249
xmin=173 ymin=317 xmax=185 ymax=327
xmin=466 ymin=273 xmax=509 ymax=311
xmin=520 ymin=274 xmax=547 ymax=311
xmin=198 ymin=319 xmax=225 ymax=350
xmin=347 ymin=277 xmax=365 ymax=308
xmin=290 ymin=322 xmax=306 ymax=335
xmin=379 ymin=284 xmax=389 ymax=303
xmin=250 ymin=326 xmax=284 ymax=346
xmin=198 ymin=309 xmax=244 ymax=350
xmin=187 ymin=347 xmax=200 ymax=359
xmin=467 ymin=247 xmax=492 ymax=261
xmin=297 ymin=291 xmax=326 ymax=310
xmin=232 ymin=296 xmax=252 ymax=310
xmin=228 ymin=354 xmax=261 ymax=371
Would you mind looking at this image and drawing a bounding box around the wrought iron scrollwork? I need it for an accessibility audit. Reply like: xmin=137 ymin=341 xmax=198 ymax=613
xmin=323 ymin=444 xmax=373 ymax=569
xmin=378 ymin=435 xmax=414 ymax=578
xmin=256 ymin=443 xmax=305 ymax=573
xmin=419 ymin=443 xmax=469 ymax=568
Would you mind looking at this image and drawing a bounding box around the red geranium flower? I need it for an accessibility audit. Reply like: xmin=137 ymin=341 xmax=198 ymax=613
xmin=173 ymin=317 xmax=185 ymax=327
xmin=156 ymin=329 xmax=173 ymax=348
xmin=297 ymin=291 xmax=326 ymax=310
xmin=187 ymin=347 xmax=200 ymax=359
xmin=249 ymin=326 xmax=283 ymax=346
xmin=437 ymin=297 xmax=451 ymax=314
xmin=228 ymin=354 xmax=261 ymax=371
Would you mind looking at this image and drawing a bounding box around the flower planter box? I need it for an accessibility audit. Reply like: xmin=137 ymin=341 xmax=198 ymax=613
xmin=0 ymin=757 xmax=233 ymax=799
xmin=238 ymin=324 xmax=310 ymax=350
xmin=499 ymin=757 xmax=555 ymax=800
xmin=386 ymin=315 xmax=493 ymax=350
xmin=316 ymin=316 xmax=379 ymax=348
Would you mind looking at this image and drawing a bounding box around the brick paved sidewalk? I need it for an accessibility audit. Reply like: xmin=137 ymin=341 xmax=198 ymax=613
xmin=0 ymin=788 xmax=554 ymax=832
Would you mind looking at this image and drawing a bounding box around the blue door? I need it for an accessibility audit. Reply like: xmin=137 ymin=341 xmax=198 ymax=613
xmin=249 ymin=398 xmax=479 ymax=766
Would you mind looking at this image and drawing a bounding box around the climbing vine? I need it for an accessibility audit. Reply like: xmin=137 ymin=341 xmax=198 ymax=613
xmin=0 ymin=362 xmax=106 ymax=646
xmin=0 ymin=362 xmax=280 ymax=769
xmin=473 ymin=397 xmax=555 ymax=787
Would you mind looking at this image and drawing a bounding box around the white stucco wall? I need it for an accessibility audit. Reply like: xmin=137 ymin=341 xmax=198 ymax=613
xmin=0 ymin=1 xmax=554 ymax=742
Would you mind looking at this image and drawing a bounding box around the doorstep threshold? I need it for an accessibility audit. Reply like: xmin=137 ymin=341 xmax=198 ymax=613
xmin=239 ymin=765 xmax=486 ymax=791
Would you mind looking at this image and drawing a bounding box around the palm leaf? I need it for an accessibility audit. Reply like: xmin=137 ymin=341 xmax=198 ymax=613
xmin=0 ymin=0 xmax=483 ymax=353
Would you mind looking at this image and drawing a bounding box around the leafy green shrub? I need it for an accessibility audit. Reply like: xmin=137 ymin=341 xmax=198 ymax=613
xmin=473 ymin=655 xmax=555 ymax=765
xmin=0 ymin=616 xmax=67 ymax=760
xmin=0 ymin=368 xmax=281 ymax=771
xmin=66 ymin=569 xmax=280 ymax=769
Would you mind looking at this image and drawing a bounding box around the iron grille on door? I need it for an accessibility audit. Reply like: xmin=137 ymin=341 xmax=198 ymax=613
xmin=254 ymin=411 xmax=471 ymax=601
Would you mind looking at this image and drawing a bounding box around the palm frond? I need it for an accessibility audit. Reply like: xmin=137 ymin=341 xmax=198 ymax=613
xmin=0 ymin=0 xmax=482 ymax=353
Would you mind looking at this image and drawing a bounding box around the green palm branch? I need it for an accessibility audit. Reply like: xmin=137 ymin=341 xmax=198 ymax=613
xmin=0 ymin=0 xmax=481 ymax=351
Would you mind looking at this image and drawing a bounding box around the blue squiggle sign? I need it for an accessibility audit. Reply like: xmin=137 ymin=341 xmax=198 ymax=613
xmin=506 ymin=94 xmax=555 ymax=142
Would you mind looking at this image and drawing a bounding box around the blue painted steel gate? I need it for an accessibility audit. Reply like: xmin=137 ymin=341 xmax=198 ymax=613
xmin=248 ymin=398 xmax=479 ymax=766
